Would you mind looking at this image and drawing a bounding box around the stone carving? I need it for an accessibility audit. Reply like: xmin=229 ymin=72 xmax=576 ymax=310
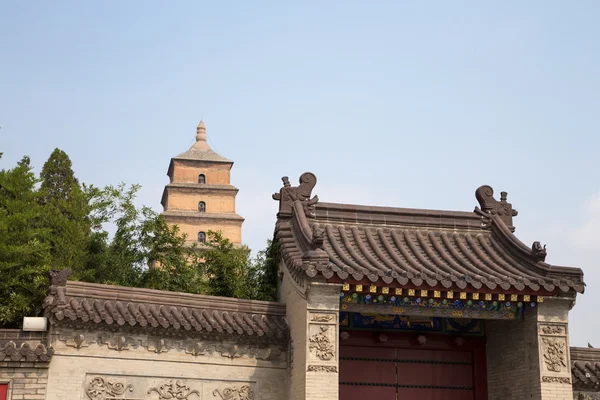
xmin=307 ymin=365 xmax=338 ymax=372
xmin=475 ymin=185 xmax=518 ymax=231
xmin=185 ymin=341 xmax=210 ymax=356
xmin=60 ymin=332 xmax=93 ymax=348
xmin=311 ymin=314 xmax=334 ymax=323
xmin=44 ymin=268 xmax=73 ymax=317
xmin=50 ymin=267 xmax=72 ymax=286
xmin=86 ymin=376 xmax=133 ymax=399
xmin=312 ymin=224 xmax=324 ymax=245
xmin=542 ymin=376 xmax=571 ymax=384
xmin=100 ymin=335 xmax=135 ymax=351
xmin=532 ymin=241 xmax=547 ymax=262
xmin=213 ymin=385 xmax=255 ymax=400
xmin=542 ymin=338 xmax=567 ymax=372
xmin=272 ymin=173 xmax=318 ymax=218
xmin=215 ymin=341 xmax=282 ymax=361
xmin=147 ymin=380 xmax=199 ymax=399
xmin=541 ymin=325 xmax=565 ymax=335
xmin=59 ymin=331 xmax=285 ymax=361
xmin=146 ymin=338 xmax=171 ymax=353
xmin=309 ymin=325 xmax=335 ymax=361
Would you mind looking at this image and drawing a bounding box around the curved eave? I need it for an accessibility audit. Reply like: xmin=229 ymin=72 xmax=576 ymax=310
xmin=276 ymin=203 xmax=584 ymax=294
xmin=490 ymin=218 xmax=584 ymax=292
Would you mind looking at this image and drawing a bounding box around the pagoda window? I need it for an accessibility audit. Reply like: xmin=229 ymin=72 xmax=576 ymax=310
xmin=198 ymin=174 xmax=206 ymax=184
xmin=198 ymin=231 xmax=206 ymax=243
xmin=198 ymin=201 xmax=206 ymax=212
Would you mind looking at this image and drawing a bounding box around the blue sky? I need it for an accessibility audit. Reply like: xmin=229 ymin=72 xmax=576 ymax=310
xmin=1 ymin=1 xmax=599 ymax=346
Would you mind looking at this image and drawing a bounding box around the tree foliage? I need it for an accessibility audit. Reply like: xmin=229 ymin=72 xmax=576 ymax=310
xmin=38 ymin=149 xmax=93 ymax=273
xmin=0 ymin=150 xmax=278 ymax=328
xmin=0 ymin=156 xmax=51 ymax=325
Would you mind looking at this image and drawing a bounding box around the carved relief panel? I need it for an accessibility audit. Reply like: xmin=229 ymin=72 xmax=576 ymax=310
xmin=307 ymin=312 xmax=338 ymax=372
xmin=539 ymin=323 xmax=571 ymax=385
xmin=83 ymin=375 xmax=255 ymax=400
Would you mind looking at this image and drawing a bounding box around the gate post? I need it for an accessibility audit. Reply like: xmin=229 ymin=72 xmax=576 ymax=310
xmin=486 ymin=295 xmax=575 ymax=400
xmin=536 ymin=296 xmax=575 ymax=400
xmin=280 ymin=267 xmax=341 ymax=400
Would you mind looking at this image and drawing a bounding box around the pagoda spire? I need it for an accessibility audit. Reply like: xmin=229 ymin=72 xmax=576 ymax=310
xmin=196 ymin=120 xmax=207 ymax=142
xmin=191 ymin=120 xmax=210 ymax=151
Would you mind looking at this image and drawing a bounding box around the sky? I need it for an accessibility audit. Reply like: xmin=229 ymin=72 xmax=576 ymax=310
xmin=1 ymin=1 xmax=599 ymax=346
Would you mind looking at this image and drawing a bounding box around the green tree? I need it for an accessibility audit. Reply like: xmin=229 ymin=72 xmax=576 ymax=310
xmin=79 ymin=183 xmax=205 ymax=293
xmin=244 ymin=239 xmax=279 ymax=301
xmin=38 ymin=149 xmax=92 ymax=273
xmin=0 ymin=155 xmax=51 ymax=327
xmin=202 ymin=231 xmax=252 ymax=298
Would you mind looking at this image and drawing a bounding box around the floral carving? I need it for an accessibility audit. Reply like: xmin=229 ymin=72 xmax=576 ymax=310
xmin=309 ymin=325 xmax=335 ymax=361
xmin=542 ymin=338 xmax=567 ymax=372
xmin=542 ymin=376 xmax=571 ymax=384
xmin=307 ymin=365 xmax=338 ymax=372
xmin=311 ymin=314 xmax=334 ymax=323
xmin=213 ymin=385 xmax=254 ymax=400
xmin=147 ymin=380 xmax=199 ymax=399
xmin=541 ymin=325 xmax=565 ymax=335
xmin=86 ymin=377 xmax=133 ymax=399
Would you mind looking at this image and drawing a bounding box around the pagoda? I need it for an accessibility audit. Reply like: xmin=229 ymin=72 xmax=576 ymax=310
xmin=161 ymin=121 xmax=244 ymax=245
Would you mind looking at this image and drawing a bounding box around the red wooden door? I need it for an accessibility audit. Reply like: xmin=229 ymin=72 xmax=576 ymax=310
xmin=339 ymin=346 xmax=397 ymax=399
xmin=339 ymin=332 xmax=487 ymax=400
xmin=0 ymin=384 xmax=8 ymax=400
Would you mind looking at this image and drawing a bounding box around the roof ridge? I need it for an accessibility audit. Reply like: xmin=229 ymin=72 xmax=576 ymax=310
xmin=65 ymin=281 xmax=286 ymax=315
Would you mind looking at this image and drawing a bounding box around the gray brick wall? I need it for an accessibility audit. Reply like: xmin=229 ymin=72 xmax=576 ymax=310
xmin=487 ymin=310 xmax=541 ymax=399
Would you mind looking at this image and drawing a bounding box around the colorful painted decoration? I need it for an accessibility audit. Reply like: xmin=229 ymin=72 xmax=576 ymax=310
xmin=340 ymin=292 xmax=525 ymax=320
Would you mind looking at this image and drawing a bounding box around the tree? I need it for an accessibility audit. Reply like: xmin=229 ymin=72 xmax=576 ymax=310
xmin=201 ymin=231 xmax=252 ymax=299
xmin=78 ymin=183 xmax=205 ymax=293
xmin=244 ymin=239 xmax=279 ymax=302
xmin=0 ymin=150 xmax=280 ymax=328
xmin=200 ymin=233 xmax=279 ymax=302
xmin=0 ymin=155 xmax=51 ymax=327
xmin=38 ymin=149 xmax=92 ymax=273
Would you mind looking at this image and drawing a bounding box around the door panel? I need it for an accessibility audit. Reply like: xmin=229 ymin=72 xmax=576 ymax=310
xmin=339 ymin=346 xmax=397 ymax=399
xmin=340 ymin=335 xmax=485 ymax=400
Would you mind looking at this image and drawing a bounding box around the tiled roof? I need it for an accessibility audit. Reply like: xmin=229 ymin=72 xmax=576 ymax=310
xmin=572 ymin=347 xmax=600 ymax=391
xmin=0 ymin=330 xmax=53 ymax=362
xmin=172 ymin=121 xmax=232 ymax=163
xmin=44 ymin=274 xmax=288 ymax=339
xmin=0 ymin=341 xmax=54 ymax=362
xmin=173 ymin=148 xmax=232 ymax=163
xmin=273 ymin=173 xmax=584 ymax=294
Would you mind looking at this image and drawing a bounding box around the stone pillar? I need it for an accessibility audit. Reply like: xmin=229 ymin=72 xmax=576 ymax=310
xmin=279 ymin=268 xmax=341 ymax=400
xmin=486 ymin=296 xmax=575 ymax=400
xmin=537 ymin=296 xmax=574 ymax=400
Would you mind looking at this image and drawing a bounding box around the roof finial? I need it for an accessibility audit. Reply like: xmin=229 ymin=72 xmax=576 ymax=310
xmin=196 ymin=120 xmax=207 ymax=142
